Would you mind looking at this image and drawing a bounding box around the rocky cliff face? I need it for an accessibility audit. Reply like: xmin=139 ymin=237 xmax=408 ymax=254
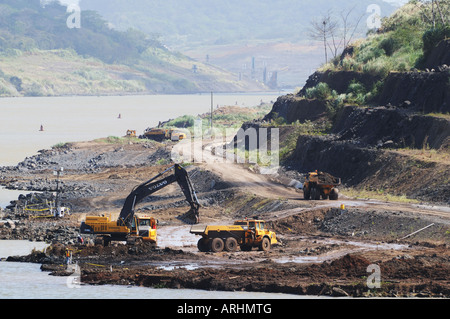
xmin=263 ymin=95 xmax=327 ymax=124
xmin=333 ymin=105 xmax=450 ymax=150
xmin=258 ymin=40 xmax=450 ymax=204
xmin=377 ymin=70 xmax=449 ymax=113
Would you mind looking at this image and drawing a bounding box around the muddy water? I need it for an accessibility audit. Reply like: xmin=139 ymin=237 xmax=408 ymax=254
xmin=0 ymin=241 xmax=305 ymax=299
xmin=0 ymin=94 xmax=279 ymax=166
xmin=0 ymin=187 xmax=32 ymax=209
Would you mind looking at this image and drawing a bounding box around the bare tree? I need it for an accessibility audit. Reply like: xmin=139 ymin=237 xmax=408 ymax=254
xmin=341 ymin=6 xmax=365 ymax=49
xmin=309 ymin=12 xmax=338 ymax=64
xmin=413 ymin=0 xmax=450 ymax=27
xmin=309 ymin=7 xmax=365 ymax=64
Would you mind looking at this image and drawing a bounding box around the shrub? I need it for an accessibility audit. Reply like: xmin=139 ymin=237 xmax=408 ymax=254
xmin=379 ymin=37 xmax=401 ymax=56
xmin=305 ymin=82 xmax=332 ymax=100
xmin=346 ymin=80 xmax=366 ymax=96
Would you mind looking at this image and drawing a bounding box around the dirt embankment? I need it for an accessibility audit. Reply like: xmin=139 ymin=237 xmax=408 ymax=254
xmin=260 ymin=46 xmax=450 ymax=204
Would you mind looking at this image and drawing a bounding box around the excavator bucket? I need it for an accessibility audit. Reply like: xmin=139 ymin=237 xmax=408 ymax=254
xmin=177 ymin=207 xmax=199 ymax=225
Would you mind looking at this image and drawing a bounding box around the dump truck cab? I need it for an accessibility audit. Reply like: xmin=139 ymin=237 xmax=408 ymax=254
xmin=235 ymin=219 xmax=277 ymax=251
xmin=168 ymin=129 xmax=187 ymax=141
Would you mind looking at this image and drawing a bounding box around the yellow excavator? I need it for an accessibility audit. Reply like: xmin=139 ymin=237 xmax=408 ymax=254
xmin=80 ymin=164 xmax=200 ymax=246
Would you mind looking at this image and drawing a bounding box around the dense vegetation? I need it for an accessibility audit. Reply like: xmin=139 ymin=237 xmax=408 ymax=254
xmin=305 ymin=1 xmax=450 ymax=110
xmin=322 ymin=1 xmax=450 ymax=76
xmin=0 ymin=0 xmax=163 ymax=64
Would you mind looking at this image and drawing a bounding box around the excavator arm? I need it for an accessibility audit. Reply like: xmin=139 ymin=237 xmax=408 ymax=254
xmin=117 ymin=164 xmax=200 ymax=226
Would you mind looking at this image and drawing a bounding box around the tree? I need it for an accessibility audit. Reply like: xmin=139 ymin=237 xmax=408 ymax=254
xmin=309 ymin=12 xmax=338 ymax=64
xmin=309 ymin=7 xmax=365 ymax=64
xmin=413 ymin=0 xmax=450 ymax=28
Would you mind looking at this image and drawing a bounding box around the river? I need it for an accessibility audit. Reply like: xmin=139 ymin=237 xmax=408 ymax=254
xmin=0 ymin=93 xmax=279 ymax=166
xmin=0 ymin=240 xmax=307 ymax=299
xmin=0 ymin=93 xmax=311 ymax=300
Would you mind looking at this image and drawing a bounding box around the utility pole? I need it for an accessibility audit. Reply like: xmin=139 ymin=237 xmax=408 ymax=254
xmin=210 ymin=92 xmax=213 ymax=132
xmin=53 ymin=167 xmax=63 ymax=217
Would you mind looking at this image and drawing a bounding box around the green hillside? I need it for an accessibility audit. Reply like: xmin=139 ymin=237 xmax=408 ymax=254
xmin=320 ymin=1 xmax=450 ymax=76
xmin=0 ymin=0 xmax=265 ymax=97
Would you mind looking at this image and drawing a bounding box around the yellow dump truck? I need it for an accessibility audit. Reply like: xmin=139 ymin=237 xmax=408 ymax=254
xmin=81 ymin=214 xmax=157 ymax=246
xmin=303 ymin=170 xmax=341 ymax=200
xmin=141 ymin=128 xmax=187 ymax=142
xmin=190 ymin=219 xmax=278 ymax=252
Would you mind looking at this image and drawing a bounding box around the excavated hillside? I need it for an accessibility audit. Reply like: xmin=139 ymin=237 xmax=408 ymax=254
xmin=259 ymin=39 xmax=450 ymax=205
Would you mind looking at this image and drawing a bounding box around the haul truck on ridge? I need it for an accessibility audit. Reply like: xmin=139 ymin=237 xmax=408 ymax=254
xmin=303 ymin=171 xmax=341 ymax=200
xmin=190 ymin=219 xmax=278 ymax=252
xmin=80 ymin=164 xmax=200 ymax=246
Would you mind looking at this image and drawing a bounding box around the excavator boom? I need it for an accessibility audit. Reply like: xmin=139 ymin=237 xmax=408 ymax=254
xmin=117 ymin=164 xmax=200 ymax=226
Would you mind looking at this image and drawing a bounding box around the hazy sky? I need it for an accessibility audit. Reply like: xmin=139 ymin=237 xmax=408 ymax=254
xmin=382 ymin=0 xmax=409 ymax=6
xmin=50 ymin=0 xmax=410 ymax=9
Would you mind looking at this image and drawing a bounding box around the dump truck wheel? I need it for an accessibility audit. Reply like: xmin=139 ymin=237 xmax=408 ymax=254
xmin=330 ymin=188 xmax=339 ymax=200
xmin=303 ymin=187 xmax=310 ymax=200
xmin=259 ymin=237 xmax=271 ymax=251
xmin=197 ymin=238 xmax=209 ymax=252
xmin=225 ymin=237 xmax=238 ymax=252
xmin=310 ymin=187 xmax=320 ymax=200
xmin=210 ymin=237 xmax=224 ymax=252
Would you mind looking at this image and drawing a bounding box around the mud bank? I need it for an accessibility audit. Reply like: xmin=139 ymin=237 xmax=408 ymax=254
xmin=76 ymin=252 xmax=449 ymax=297
xmin=6 ymin=203 xmax=450 ymax=298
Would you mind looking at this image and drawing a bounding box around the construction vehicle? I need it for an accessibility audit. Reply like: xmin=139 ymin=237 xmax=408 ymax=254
xmin=190 ymin=219 xmax=278 ymax=253
xmin=303 ymin=170 xmax=341 ymax=200
xmin=141 ymin=128 xmax=187 ymax=142
xmin=80 ymin=164 xmax=200 ymax=246
xmin=126 ymin=130 xmax=136 ymax=137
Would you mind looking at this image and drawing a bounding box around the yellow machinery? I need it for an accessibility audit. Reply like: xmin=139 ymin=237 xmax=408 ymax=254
xmin=126 ymin=130 xmax=136 ymax=137
xmin=80 ymin=164 xmax=200 ymax=246
xmin=303 ymin=171 xmax=340 ymax=200
xmin=82 ymin=214 xmax=157 ymax=246
xmin=190 ymin=219 xmax=278 ymax=252
xmin=141 ymin=128 xmax=187 ymax=142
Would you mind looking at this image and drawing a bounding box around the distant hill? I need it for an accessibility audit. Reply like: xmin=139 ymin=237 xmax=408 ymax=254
xmin=80 ymin=0 xmax=399 ymax=47
xmin=80 ymin=0 xmax=401 ymax=87
xmin=0 ymin=0 xmax=265 ymax=97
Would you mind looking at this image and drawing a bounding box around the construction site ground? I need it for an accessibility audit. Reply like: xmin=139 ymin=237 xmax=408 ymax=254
xmin=1 ymin=138 xmax=449 ymax=298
